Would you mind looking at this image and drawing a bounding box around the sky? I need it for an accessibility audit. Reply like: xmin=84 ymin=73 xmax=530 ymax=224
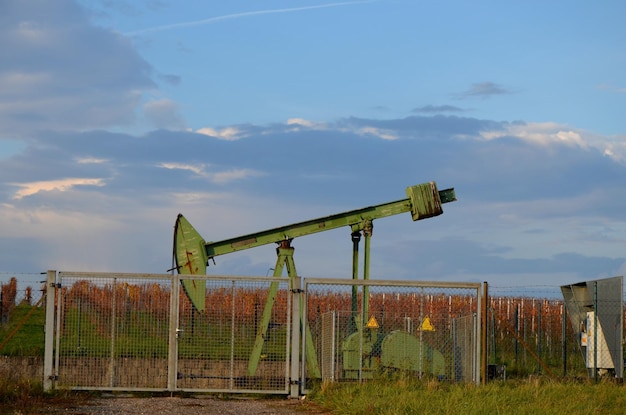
xmin=1 ymin=0 xmax=626 ymax=293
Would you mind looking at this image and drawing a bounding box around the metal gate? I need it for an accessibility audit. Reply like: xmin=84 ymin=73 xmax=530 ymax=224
xmin=44 ymin=271 xmax=294 ymax=395
xmin=302 ymin=278 xmax=483 ymax=390
xmin=174 ymin=275 xmax=293 ymax=394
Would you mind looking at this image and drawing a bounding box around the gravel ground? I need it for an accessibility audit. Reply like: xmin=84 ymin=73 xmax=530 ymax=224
xmin=40 ymin=396 xmax=329 ymax=415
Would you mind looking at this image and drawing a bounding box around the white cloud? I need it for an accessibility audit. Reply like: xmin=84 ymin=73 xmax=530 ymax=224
xmin=75 ymin=157 xmax=109 ymax=164
xmin=158 ymin=163 xmax=264 ymax=183
xmin=480 ymin=122 xmax=586 ymax=147
xmin=286 ymin=118 xmax=397 ymax=140
xmin=159 ymin=162 xmax=208 ymax=177
xmin=196 ymin=118 xmax=397 ymax=141
xmin=0 ymin=0 xmax=156 ymax=134
xmin=196 ymin=126 xmax=246 ymax=140
xmin=11 ymin=178 xmax=105 ymax=199
xmin=212 ymin=169 xmax=263 ymax=184
xmin=169 ymin=191 xmax=232 ymax=204
xmin=599 ymin=135 xmax=626 ymax=163
xmin=479 ymin=122 xmax=626 ymax=163
xmin=355 ymin=126 xmax=397 ymax=140
xmin=287 ymin=118 xmax=317 ymax=127
xmin=287 ymin=118 xmax=327 ymax=129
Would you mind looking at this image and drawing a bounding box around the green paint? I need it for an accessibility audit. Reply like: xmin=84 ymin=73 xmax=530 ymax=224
xmin=202 ymin=182 xmax=454 ymax=260
xmin=173 ymin=214 xmax=208 ymax=312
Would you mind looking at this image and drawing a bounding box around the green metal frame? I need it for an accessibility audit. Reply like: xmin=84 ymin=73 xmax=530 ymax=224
xmin=172 ymin=181 xmax=456 ymax=378
xmin=246 ymin=241 xmax=320 ymax=377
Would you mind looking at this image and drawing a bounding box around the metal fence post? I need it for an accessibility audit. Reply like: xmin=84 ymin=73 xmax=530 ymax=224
xmin=290 ymin=276 xmax=301 ymax=398
xmin=515 ymin=304 xmax=519 ymax=365
xmin=537 ymin=304 xmax=542 ymax=374
xmin=168 ymin=275 xmax=180 ymax=391
xmin=562 ymin=304 xmax=567 ymax=377
xmin=593 ymin=281 xmax=598 ymax=383
xmin=43 ymin=270 xmax=56 ymax=392
xmin=480 ymin=281 xmax=487 ymax=385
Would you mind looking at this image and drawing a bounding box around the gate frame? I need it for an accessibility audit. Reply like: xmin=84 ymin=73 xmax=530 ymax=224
xmin=43 ymin=271 xmax=299 ymax=397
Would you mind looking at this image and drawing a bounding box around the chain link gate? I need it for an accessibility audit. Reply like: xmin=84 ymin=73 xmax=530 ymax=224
xmin=174 ymin=275 xmax=294 ymax=394
xmin=44 ymin=271 xmax=295 ymax=395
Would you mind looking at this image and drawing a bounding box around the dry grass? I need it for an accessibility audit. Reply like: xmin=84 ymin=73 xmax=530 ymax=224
xmin=0 ymin=373 xmax=91 ymax=415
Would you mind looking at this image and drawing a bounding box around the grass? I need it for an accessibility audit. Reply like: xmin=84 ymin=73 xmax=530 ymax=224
xmin=0 ymin=303 xmax=45 ymax=356
xmin=308 ymin=376 xmax=626 ymax=414
xmin=0 ymin=373 xmax=94 ymax=415
xmin=59 ymin=309 xmax=288 ymax=360
xmin=1 ymin=365 xmax=625 ymax=414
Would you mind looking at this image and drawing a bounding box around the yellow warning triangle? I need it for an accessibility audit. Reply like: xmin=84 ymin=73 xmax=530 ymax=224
xmin=421 ymin=317 xmax=435 ymax=331
xmin=366 ymin=316 xmax=379 ymax=329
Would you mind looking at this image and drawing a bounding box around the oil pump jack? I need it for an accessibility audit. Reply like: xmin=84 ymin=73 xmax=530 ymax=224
xmin=172 ymin=181 xmax=456 ymax=378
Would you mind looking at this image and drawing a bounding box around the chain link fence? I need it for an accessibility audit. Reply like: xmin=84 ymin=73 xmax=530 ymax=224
xmin=0 ymin=273 xmax=46 ymax=357
xmin=488 ymin=277 xmax=624 ymax=380
xmin=175 ymin=276 xmax=292 ymax=393
xmin=303 ymin=278 xmax=483 ymax=387
xmin=2 ymin=272 xmax=624 ymax=394
xmin=55 ymin=273 xmax=172 ymax=390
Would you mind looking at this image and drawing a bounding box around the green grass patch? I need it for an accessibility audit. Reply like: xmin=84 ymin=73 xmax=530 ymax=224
xmin=0 ymin=303 xmax=45 ymax=356
xmin=309 ymin=377 xmax=626 ymax=415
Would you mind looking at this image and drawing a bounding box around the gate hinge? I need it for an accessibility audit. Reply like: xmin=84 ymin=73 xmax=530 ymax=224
xmin=289 ymin=379 xmax=301 ymax=385
xmin=48 ymin=375 xmax=59 ymax=381
xmin=291 ymin=288 xmax=304 ymax=294
xmin=49 ymin=282 xmax=61 ymax=288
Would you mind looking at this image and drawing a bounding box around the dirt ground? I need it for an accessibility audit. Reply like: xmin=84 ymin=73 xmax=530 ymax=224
xmin=36 ymin=396 xmax=330 ymax=415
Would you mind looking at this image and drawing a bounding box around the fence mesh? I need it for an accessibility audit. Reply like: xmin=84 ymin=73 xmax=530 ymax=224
xmin=175 ymin=277 xmax=291 ymax=392
xmin=0 ymin=273 xmax=46 ymax=357
xmin=3 ymin=273 xmax=625 ymax=392
xmin=1 ymin=274 xmax=45 ymax=325
xmin=56 ymin=273 xmax=172 ymax=389
xmin=304 ymin=280 xmax=481 ymax=384
xmin=488 ymin=281 xmax=624 ymax=379
xmin=54 ymin=273 xmax=292 ymax=392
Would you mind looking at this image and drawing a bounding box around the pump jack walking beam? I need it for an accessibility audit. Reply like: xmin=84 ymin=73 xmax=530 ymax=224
xmin=173 ymin=181 xmax=455 ymax=377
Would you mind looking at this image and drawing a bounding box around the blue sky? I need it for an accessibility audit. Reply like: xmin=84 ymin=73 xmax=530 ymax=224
xmin=1 ymin=0 xmax=625 ymax=291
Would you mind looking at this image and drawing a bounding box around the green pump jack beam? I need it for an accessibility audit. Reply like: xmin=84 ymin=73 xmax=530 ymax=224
xmin=172 ymin=181 xmax=456 ymax=378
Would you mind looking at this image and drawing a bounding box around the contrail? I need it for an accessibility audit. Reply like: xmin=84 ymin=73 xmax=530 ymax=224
xmin=126 ymin=1 xmax=377 ymax=36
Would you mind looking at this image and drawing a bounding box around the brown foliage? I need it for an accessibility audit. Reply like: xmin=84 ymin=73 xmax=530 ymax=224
xmin=59 ymin=279 xmax=571 ymax=346
xmin=1 ymin=278 xmax=18 ymax=319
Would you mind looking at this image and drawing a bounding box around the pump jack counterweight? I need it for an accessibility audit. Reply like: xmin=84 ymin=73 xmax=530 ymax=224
xmin=172 ymin=181 xmax=455 ymax=378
